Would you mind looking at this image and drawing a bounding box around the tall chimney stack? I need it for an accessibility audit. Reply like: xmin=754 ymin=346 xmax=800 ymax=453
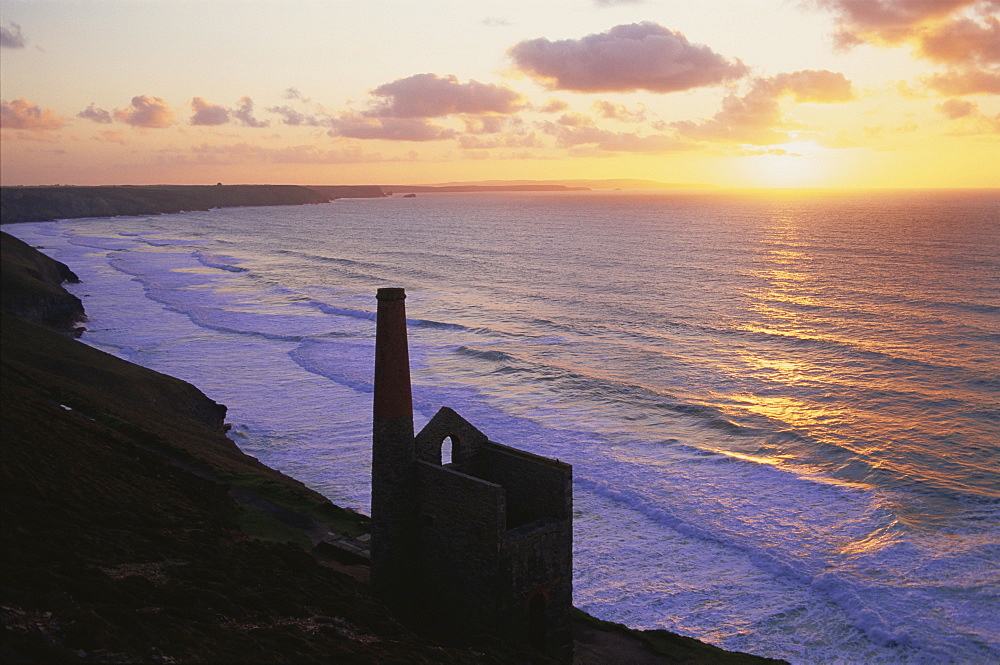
xmin=370 ymin=287 xmax=417 ymax=612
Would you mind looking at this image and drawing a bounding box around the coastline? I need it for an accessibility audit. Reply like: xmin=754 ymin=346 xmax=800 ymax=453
xmin=0 ymin=185 xmax=329 ymax=225
xmin=0 ymin=227 xmax=786 ymax=663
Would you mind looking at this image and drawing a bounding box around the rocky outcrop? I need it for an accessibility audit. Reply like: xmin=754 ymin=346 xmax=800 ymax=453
xmin=0 ymin=185 xmax=329 ymax=224
xmin=1 ymin=232 xmax=85 ymax=333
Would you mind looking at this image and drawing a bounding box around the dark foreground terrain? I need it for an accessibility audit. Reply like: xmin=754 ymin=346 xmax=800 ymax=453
xmin=0 ymin=230 xmax=785 ymax=664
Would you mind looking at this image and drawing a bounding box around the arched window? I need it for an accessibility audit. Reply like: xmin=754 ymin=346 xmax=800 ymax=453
xmin=442 ymin=436 xmax=453 ymax=465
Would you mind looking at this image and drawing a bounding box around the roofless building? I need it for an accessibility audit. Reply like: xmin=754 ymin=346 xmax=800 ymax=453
xmin=370 ymin=287 xmax=573 ymax=663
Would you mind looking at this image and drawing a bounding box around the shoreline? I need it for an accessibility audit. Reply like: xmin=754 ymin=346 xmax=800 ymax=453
xmin=1 ymin=229 xmax=786 ymax=663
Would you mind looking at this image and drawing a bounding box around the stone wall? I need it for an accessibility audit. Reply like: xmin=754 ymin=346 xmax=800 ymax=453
xmin=475 ymin=441 xmax=572 ymax=528
xmin=416 ymin=461 xmax=505 ymax=639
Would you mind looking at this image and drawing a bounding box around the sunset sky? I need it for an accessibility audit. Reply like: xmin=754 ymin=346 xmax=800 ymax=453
xmin=1 ymin=0 xmax=998 ymax=188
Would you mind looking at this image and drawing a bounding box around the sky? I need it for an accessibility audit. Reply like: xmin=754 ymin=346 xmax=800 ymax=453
xmin=1 ymin=0 xmax=998 ymax=188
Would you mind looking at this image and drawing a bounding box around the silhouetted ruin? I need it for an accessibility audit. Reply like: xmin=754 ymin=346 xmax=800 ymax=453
xmin=371 ymin=287 xmax=573 ymax=663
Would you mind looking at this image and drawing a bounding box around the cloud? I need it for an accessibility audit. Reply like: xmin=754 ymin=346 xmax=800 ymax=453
xmin=94 ymin=130 xmax=129 ymax=145
xmin=925 ymin=67 xmax=1000 ymax=94
xmin=595 ymin=0 xmax=645 ymax=4
xmin=814 ymin=1 xmax=1000 ymax=95
xmin=539 ymin=98 xmax=570 ymax=113
xmin=267 ymin=105 xmax=325 ymax=126
xmin=557 ymin=112 xmax=594 ymax=127
xmin=233 ymin=96 xmax=269 ymax=127
xmin=593 ymin=100 xmax=647 ymax=122
xmin=323 ymin=73 xmax=524 ymax=141
xmin=1 ymin=98 xmax=66 ymax=131
xmin=508 ymin=22 xmax=748 ymax=93
xmin=190 ymin=97 xmax=230 ymax=125
xmin=673 ymin=70 xmax=855 ymax=144
xmin=458 ymin=133 xmax=544 ymax=149
xmin=328 ymin=112 xmax=456 ymax=141
xmin=369 ymin=73 xmax=526 ymax=117
xmin=460 ymin=115 xmax=523 ymax=134
xmin=189 ymin=96 xmax=270 ymax=127
xmin=158 ymin=142 xmax=384 ymax=166
xmin=1 ymin=21 xmax=26 ymax=48
xmin=916 ymin=12 xmax=1000 ymax=66
xmin=542 ymin=121 xmax=689 ymax=152
xmin=934 ymin=98 xmax=1000 ymax=132
xmin=78 ymin=103 xmax=113 ymax=124
xmin=814 ymin=0 xmax=980 ymax=47
xmin=482 ymin=17 xmax=510 ymax=27
xmin=938 ymin=98 xmax=978 ymax=118
xmin=114 ymin=95 xmax=175 ymax=128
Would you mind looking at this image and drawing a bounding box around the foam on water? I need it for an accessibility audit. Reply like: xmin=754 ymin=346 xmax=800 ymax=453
xmin=7 ymin=190 xmax=999 ymax=663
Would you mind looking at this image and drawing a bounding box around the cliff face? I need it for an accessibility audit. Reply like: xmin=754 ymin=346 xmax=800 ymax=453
xmin=0 ymin=185 xmax=329 ymax=224
xmin=1 ymin=232 xmax=86 ymax=332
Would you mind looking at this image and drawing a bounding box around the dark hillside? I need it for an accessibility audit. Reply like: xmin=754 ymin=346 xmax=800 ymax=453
xmin=1 ymin=232 xmax=85 ymax=331
xmin=0 ymin=320 xmax=490 ymax=664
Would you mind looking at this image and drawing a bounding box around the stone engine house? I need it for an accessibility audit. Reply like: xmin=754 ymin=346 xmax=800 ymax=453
xmin=371 ymin=288 xmax=573 ymax=662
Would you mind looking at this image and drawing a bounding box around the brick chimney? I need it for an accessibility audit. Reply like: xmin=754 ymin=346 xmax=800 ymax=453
xmin=370 ymin=287 xmax=418 ymax=613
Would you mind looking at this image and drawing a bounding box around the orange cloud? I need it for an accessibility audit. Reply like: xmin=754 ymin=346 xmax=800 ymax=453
xmin=925 ymin=67 xmax=1000 ymax=94
xmin=460 ymin=115 xmax=523 ymax=134
xmin=673 ymin=70 xmax=855 ymax=145
xmin=593 ymin=100 xmax=647 ymax=122
xmin=114 ymin=95 xmax=175 ymax=128
xmin=1 ymin=98 xmax=66 ymax=131
xmin=917 ymin=13 xmax=1000 ymax=66
xmin=508 ymin=22 xmax=748 ymax=93
xmin=815 ymin=0 xmax=999 ymax=96
xmin=369 ymin=73 xmax=526 ymax=118
xmin=938 ymin=98 xmax=978 ymax=118
xmin=557 ymin=112 xmax=594 ymax=127
xmin=539 ymin=99 xmax=570 ymax=113
xmin=816 ymin=0 xmax=978 ymax=46
xmin=935 ymin=98 xmax=1000 ymax=133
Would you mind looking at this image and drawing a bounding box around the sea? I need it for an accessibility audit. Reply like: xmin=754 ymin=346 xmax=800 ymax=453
xmin=6 ymin=189 xmax=999 ymax=664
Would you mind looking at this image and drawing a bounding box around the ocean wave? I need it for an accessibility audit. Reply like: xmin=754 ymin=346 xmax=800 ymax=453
xmin=194 ymin=251 xmax=248 ymax=272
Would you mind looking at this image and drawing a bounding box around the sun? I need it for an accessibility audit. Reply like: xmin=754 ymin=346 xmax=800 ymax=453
xmin=739 ymin=142 xmax=831 ymax=188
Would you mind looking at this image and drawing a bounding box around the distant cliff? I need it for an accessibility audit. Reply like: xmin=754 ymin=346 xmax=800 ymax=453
xmin=384 ymin=184 xmax=589 ymax=194
xmin=308 ymin=185 xmax=389 ymax=199
xmin=0 ymin=185 xmax=329 ymax=224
